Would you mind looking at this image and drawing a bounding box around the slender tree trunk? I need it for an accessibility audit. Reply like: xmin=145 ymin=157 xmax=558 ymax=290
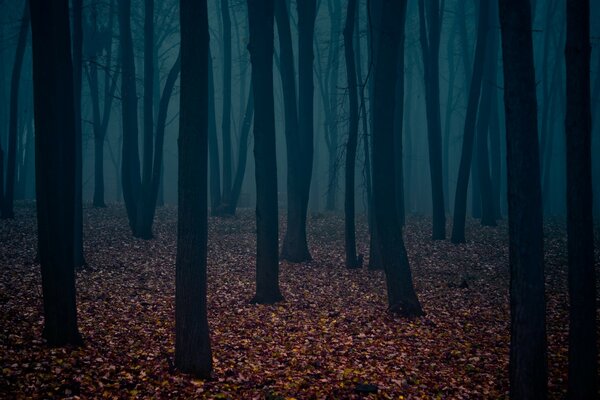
xmin=343 ymin=0 xmax=360 ymax=268
xmin=30 ymin=0 xmax=82 ymax=346
xmin=281 ymin=0 xmax=317 ymax=262
xmin=565 ymin=0 xmax=597 ymax=397
xmin=176 ymin=0 xmax=212 ymax=378
xmin=443 ymin=21 xmax=457 ymax=213
xmin=248 ymin=0 xmax=283 ymax=303
xmin=208 ymin=50 xmax=222 ymax=212
xmin=450 ymin=0 xmax=490 ymax=243
xmin=498 ymin=0 xmax=548 ymax=397
xmin=136 ymin=0 xmax=155 ymax=239
xmin=372 ymin=0 xmax=423 ymax=316
xmin=417 ymin=0 xmax=446 ymax=240
xmin=476 ymin=4 xmax=498 ymax=227
xmin=489 ymin=74 xmax=502 ymax=219
xmin=226 ymin=83 xmax=254 ymax=215
xmin=2 ymin=3 xmax=29 ymax=219
xmin=119 ymin=0 xmax=142 ymax=233
xmin=72 ymin=0 xmax=85 ymax=268
xmin=393 ymin=0 xmax=409 ymax=227
xmin=220 ymin=0 xmax=233 ymax=205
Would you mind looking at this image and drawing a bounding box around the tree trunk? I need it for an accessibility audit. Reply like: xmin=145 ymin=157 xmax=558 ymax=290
xmin=450 ymin=0 xmax=490 ymax=243
xmin=565 ymin=0 xmax=597 ymax=397
xmin=417 ymin=0 xmax=446 ymax=240
xmin=29 ymin=0 xmax=82 ymax=346
xmin=175 ymin=0 xmax=212 ymax=378
xmin=393 ymin=0 xmax=409 ymax=227
xmin=281 ymin=0 xmax=317 ymax=262
xmin=343 ymin=0 xmax=360 ymax=269
xmin=2 ymin=2 xmax=29 ymax=219
xmin=226 ymin=83 xmax=254 ymax=215
xmin=372 ymin=0 xmax=423 ymax=317
xmin=498 ymin=0 xmax=548 ymax=397
xmin=476 ymin=4 xmax=498 ymax=227
xmin=248 ymin=0 xmax=283 ymax=304
xmin=119 ymin=0 xmax=142 ymax=233
xmin=72 ymin=0 xmax=86 ymax=269
xmin=208 ymin=49 xmax=222 ymax=212
xmin=220 ymin=0 xmax=233 ymax=205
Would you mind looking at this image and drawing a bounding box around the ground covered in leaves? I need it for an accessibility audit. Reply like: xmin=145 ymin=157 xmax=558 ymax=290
xmin=1 ymin=203 xmax=599 ymax=399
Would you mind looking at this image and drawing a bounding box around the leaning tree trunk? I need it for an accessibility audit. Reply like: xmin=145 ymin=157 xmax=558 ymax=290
xmin=498 ymin=0 xmax=548 ymax=397
xmin=248 ymin=0 xmax=283 ymax=304
xmin=281 ymin=0 xmax=317 ymax=262
xmin=343 ymin=0 xmax=360 ymax=269
xmin=565 ymin=0 xmax=597 ymax=397
xmin=175 ymin=0 xmax=212 ymax=379
xmin=2 ymin=2 xmax=29 ymax=220
xmin=450 ymin=0 xmax=490 ymax=243
xmin=372 ymin=0 xmax=423 ymax=317
xmin=29 ymin=0 xmax=82 ymax=346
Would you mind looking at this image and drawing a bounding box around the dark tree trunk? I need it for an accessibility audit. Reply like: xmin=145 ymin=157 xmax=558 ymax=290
xmin=119 ymin=0 xmax=142 ymax=233
xmin=565 ymin=0 xmax=597 ymax=397
xmin=476 ymin=4 xmax=498 ymax=227
xmin=281 ymin=0 xmax=317 ymax=262
xmin=498 ymin=0 xmax=548 ymax=397
xmin=274 ymin=0 xmax=299 ymax=259
xmin=489 ymin=79 xmax=503 ymax=219
xmin=248 ymin=0 xmax=283 ymax=304
xmin=393 ymin=0 xmax=409 ymax=227
xmin=175 ymin=0 xmax=212 ymax=378
xmin=417 ymin=0 xmax=445 ymax=240
xmin=208 ymin=50 xmax=222 ymax=212
xmin=343 ymin=0 xmax=360 ymax=269
xmin=72 ymin=0 xmax=85 ymax=269
xmin=88 ymin=0 xmax=117 ymax=208
xmin=450 ymin=0 xmax=490 ymax=243
xmin=29 ymin=0 xmax=82 ymax=346
xmin=225 ymin=83 xmax=254 ymax=215
xmin=136 ymin=0 xmax=155 ymax=239
xmin=372 ymin=0 xmax=423 ymax=317
xmin=220 ymin=0 xmax=233 ymax=205
xmin=2 ymin=3 xmax=29 ymax=220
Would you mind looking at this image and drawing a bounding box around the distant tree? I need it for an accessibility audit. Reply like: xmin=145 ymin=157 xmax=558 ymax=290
xmin=451 ymin=0 xmax=490 ymax=243
xmin=208 ymin=48 xmax=222 ymax=211
xmin=29 ymin=0 xmax=82 ymax=346
xmin=220 ymin=0 xmax=233 ymax=210
xmin=565 ymin=0 xmax=597 ymax=397
xmin=372 ymin=0 xmax=423 ymax=317
xmin=498 ymin=0 xmax=548 ymax=397
xmin=343 ymin=0 xmax=359 ymax=269
xmin=2 ymin=2 xmax=29 ymax=220
xmin=417 ymin=0 xmax=445 ymax=240
xmin=175 ymin=0 xmax=212 ymax=378
xmin=281 ymin=0 xmax=317 ymax=262
xmin=247 ymin=0 xmax=283 ymax=304
xmin=85 ymin=0 xmax=120 ymax=208
xmin=118 ymin=0 xmax=180 ymax=239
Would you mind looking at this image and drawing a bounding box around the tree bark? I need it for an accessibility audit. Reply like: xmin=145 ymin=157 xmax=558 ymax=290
xmin=220 ymin=0 xmax=233 ymax=205
xmin=417 ymin=0 xmax=446 ymax=240
xmin=281 ymin=0 xmax=317 ymax=262
xmin=248 ymin=0 xmax=283 ymax=304
xmin=29 ymin=0 xmax=82 ymax=346
xmin=175 ymin=0 xmax=212 ymax=378
xmin=343 ymin=0 xmax=360 ymax=269
xmin=565 ymin=0 xmax=597 ymax=397
xmin=451 ymin=0 xmax=490 ymax=243
xmin=372 ymin=0 xmax=423 ymax=317
xmin=498 ymin=0 xmax=548 ymax=397
xmin=208 ymin=49 xmax=222 ymax=212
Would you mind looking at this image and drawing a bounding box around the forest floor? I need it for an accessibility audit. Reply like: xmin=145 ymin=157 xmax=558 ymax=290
xmin=0 ymin=203 xmax=599 ymax=399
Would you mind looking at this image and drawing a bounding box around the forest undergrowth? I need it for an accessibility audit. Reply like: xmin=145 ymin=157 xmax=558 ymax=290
xmin=1 ymin=203 xmax=599 ymax=399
